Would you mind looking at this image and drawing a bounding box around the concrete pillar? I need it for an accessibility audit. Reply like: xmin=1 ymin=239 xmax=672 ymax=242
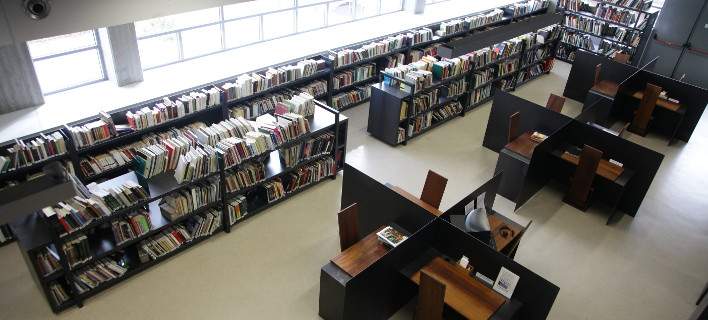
xmin=106 ymin=23 xmax=144 ymax=86
xmin=0 ymin=42 xmax=44 ymax=113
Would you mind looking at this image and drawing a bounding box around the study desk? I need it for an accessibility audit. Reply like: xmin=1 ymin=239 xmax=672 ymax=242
xmin=388 ymin=184 xmax=525 ymax=255
xmin=504 ymin=132 xmax=543 ymax=159
xmin=408 ymin=257 xmax=507 ymax=320
xmin=331 ymin=226 xmax=390 ymax=277
xmin=629 ymin=90 xmax=687 ymax=144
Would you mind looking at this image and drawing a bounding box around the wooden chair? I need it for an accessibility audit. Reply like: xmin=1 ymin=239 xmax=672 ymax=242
xmin=421 ymin=170 xmax=448 ymax=209
xmin=337 ymin=203 xmax=360 ymax=251
xmin=613 ymin=52 xmax=630 ymax=64
xmin=414 ymin=270 xmax=446 ymax=320
xmin=507 ymin=111 xmax=521 ymax=144
xmin=590 ymin=64 xmax=620 ymax=98
xmin=546 ymin=94 xmax=565 ymax=113
xmin=564 ymin=145 xmax=603 ymax=210
xmin=629 ymin=83 xmax=662 ymax=136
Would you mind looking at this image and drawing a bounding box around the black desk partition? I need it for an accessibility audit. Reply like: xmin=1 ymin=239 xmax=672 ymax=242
xmin=341 ymin=163 xmax=435 ymax=237
xmin=545 ymin=121 xmax=664 ymax=216
xmin=563 ymin=51 xmax=639 ymax=102
xmin=613 ymin=70 xmax=708 ymax=143
xmin=482 ymin=92 xmax=573 ymax=152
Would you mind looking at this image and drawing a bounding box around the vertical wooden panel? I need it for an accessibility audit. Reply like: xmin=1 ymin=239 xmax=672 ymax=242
xmin=420 ymin=170 xmax=447 ymax=210
xmin=0 ymin=42 xmax=44 ymax=113
xmin=564 ymin=145 xmax=603 ymax=210
xmin=546 ymin=94 xmax=565 ymax=113
xmin=337 ymin=203 xmax=360 ymax=251
xmin=507 ymin=111 xmax=521 ymax=143
xmin=629 ymin=83 xmax=662 ymax=136
xmin=414 ymin=270 xmax=446 ymax=320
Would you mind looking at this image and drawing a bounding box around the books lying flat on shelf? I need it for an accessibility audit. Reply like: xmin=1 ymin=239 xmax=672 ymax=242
xmin=62 ymin=235 xmax=92 ymax=268
xmin=376 ymin=226 xmax=408 ymax=247
xmin=185 ymin=209 xmax=222 ymax=239
xmin=227 ymin=195 xmax=248 ymax=225
xmin=283 ymin=157 xmax=335 ymax=193
xmin=88 ymin=180 xmax=148 ymax=212
xmin=278 ymin=132 xmax=335 ymax=168
xmin=72 ymin=257 xmax=128 ymax=294
xmin=333 ymin=63 xmax=376 ymax=90
xmin=111 ymin=210 xmax=153 ymax=245
xmin=139 ymin=226 xmax=193 ymax=260
xmin=159 ymin=178 xmax=219 ymax=221
xmin=49 ymin=283 xmax=70 ymax=306
xmin=42 ymin=197 xmax=112 ymax=236
xmin=36 ymin=246 xmax=62 ymax=276
xmin=0 ymin=131 xmax=67 ymax=173
xmin=225 ymin=162 xmax=265 ymax=193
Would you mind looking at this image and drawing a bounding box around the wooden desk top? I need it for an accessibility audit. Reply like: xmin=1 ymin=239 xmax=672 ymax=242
xmin=331 ymin=226 xmax=390 ymax=277
xmin=631 ymin=90 xmax=683 ymax=112
xmin=388 ymin=185 xmax=444 ymax=217
xmin=410 ymin=257 xmax=506 ymax=320
xmin=504 ymin=132 xmax=541 ymax=159
xmin=561 ymin=151 xmax=624 ymax=181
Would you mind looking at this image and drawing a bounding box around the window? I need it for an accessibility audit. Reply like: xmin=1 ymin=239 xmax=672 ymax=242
xmin=28 ymin=30 xmax=107 ymax=94
xmin=136 ymin=0 xmax=404 ymax=70
xmin=426 ymin=0 xmax=451 ymax=4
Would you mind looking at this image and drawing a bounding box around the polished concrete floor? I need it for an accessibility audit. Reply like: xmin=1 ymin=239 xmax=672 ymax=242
xmin=0 ymin=62 xmax=706 ymax=319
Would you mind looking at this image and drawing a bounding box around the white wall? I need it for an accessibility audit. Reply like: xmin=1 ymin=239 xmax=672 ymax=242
xmin=0 ymin=0 xmax=252 ymax=46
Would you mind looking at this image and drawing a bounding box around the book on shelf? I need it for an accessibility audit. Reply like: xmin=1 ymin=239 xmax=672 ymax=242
xmin=61 ymin=235 xmax=92 ymax=268
xmin=504 ymin=0 xmax=549 ymax=17
xmin=432 ymin=101 xmax=464 ymax=122
xmin=465 ymin=9 xmax=504 ymax=29
xmin=36 ymin=246 xmax=62 ymax=276
xmin=0 ymin=224 xmax=13 ymax=243
xmin=407 ymin=27 xmax=434 ymax=45
xmin=221 ymin=58 xmax=326 ymax=101
xmin=330 ymin=33 xmax=411 ymax=68
xmin=225 ymin=162 xmax=265 ymax=193
xmin=48 ymin=283 xmax=70 ymax=306
xmin=42 ymin=197 xmax=112 ymax=237
xmin=184 ymin=209 xmax=222 ymax=239
xmin=274 ymin=92 xmax=316 ymax=117
xmin=0 ymin=131 xmax=67 ymax=173
xmin=111 ymin=209 xmax=153 ymax=245
xmin=333 ymin=63 xmax=376 ymax=90
xmin=537 ymin=24 xmax=561 ymax=44
xmin=332 ymin=86 xmax=371 ymax=110
xmin=227 ymin=195 xmax=248 ymax=225
xmin=159 ymin=178 xmax=219 ymax=221
xmin=283 ymin=157 xmax=336 ymax=193
xmin=297 ymin=80 xmax=328 ymax=98
xmin=87 ymin=180 xmax=149 ymax=212
xmin=263 ymin=178 xmax=286 ymax=203
xmin=171 ymin=145 xmax=219 ymax=184
xmin=278 ymin=132 xmax=334 ymax=168
xmin=397 ymin=128 xmax=406 ymax=144
xmin=72 ymin=257 xmax=128 ymax=294
xmin=66 ymin=115 xmax=119 ymax=149
xmin=138 ymin=225 xmax=193 ymax=260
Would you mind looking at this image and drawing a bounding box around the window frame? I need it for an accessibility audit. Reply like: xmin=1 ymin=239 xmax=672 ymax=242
xmin=137 ymin=0 xmax=405 ymax=70
xmin=30 ymin=29 xmax=109 ymax=95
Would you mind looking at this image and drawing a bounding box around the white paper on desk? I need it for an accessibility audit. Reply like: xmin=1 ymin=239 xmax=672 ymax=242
xmin=493 ymin=267 xmax=520 ymax=299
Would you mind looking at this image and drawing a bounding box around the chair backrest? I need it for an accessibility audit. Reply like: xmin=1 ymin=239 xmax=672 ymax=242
xmin=564 ymin=145 xmax=603 ymax=210
xmin=594 ymin=64 xmax=602 ymax=85
xmin=421 ymin=170 xmax=448 ymax=209
xmin=414 ymin=270 xmax=446 ymax=320
xmin=337 ymin=203 xmax=360 ymax=251
xmin=546 ymin=94 xmax=565 ymax=113
xmin=613 ymin=52 xmax=630 ymax=64
xmin=507 ymin=111 xmax=521 ymax=144
xmin=630 ymin=83 xmax=662 ymax=135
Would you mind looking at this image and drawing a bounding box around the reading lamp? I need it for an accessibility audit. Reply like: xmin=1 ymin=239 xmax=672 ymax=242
xmin=0 ymin=162 xmax=81 ymax=225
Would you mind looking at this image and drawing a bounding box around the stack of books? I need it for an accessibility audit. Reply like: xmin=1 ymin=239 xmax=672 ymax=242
xmin=227 ymin=195 xmax=248 ymax=225
xmin=49 ymin=283 xmax=70 ymax=306
xmin=298 ymin=80 xmax=328 ymax=98
xmin=138 ymin=226 xmax=193 ymax=260
xmin=0 ymin=132 xmax=67 ymax=173
xmin=264 ymin=179 xmax=286 ymax=203
xmin=111 ymin=210 xmax=153 ymax=245
xmin=43 ymin=197 xmax=112 ymax=236
xmin=72 ymin=257 xmax=128 ymax=294
xmin=159 ymin=178 xmax=220 ymax=221
xmin=333 ymin=63 xmax=376 ymax=90
xmin=466 ymin=9 xmax=504 ymax=29
xmin=332 ymin=86 xmax=371 ymax=109
xmin=283 ymin=158 xmax=335 ymax=193
xmin=224 ymin=162 xmax=265 ymax=193
xmin=62 ymin=235 xmax=92 ymax=268
xmin=35 ymin=247 xmax=62 ymax=276
xmin=278 ymin=132 xmax=335 ymax=168
xmin=89 ymin=180 xmax=149 ymax=212
xmin=185 ymin=209 xmax=222 ymax=239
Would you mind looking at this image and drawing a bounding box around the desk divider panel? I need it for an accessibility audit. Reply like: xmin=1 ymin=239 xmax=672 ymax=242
xmin=614 ymin=70 xmax=708 ymax=142
xmin=482 ymin=92 xmax=574 ymax=153
xmin=341 ymin=163 xmax=436 ymax=238
xmin=563 ymin=51 xmax=638 ymax=102
xmin=545 ymin=121 xmax=663 ymax=216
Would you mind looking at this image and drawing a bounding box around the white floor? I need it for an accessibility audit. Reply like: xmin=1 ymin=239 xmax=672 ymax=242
xmin=0 ymin=61 xmax=706 ymax=320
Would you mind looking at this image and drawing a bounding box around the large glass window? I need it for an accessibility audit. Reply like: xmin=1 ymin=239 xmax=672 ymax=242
xmin=28 ymin=30 xmax=107 ymax=94
xmin=136 ymin=0 xmax=404 ymax=70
